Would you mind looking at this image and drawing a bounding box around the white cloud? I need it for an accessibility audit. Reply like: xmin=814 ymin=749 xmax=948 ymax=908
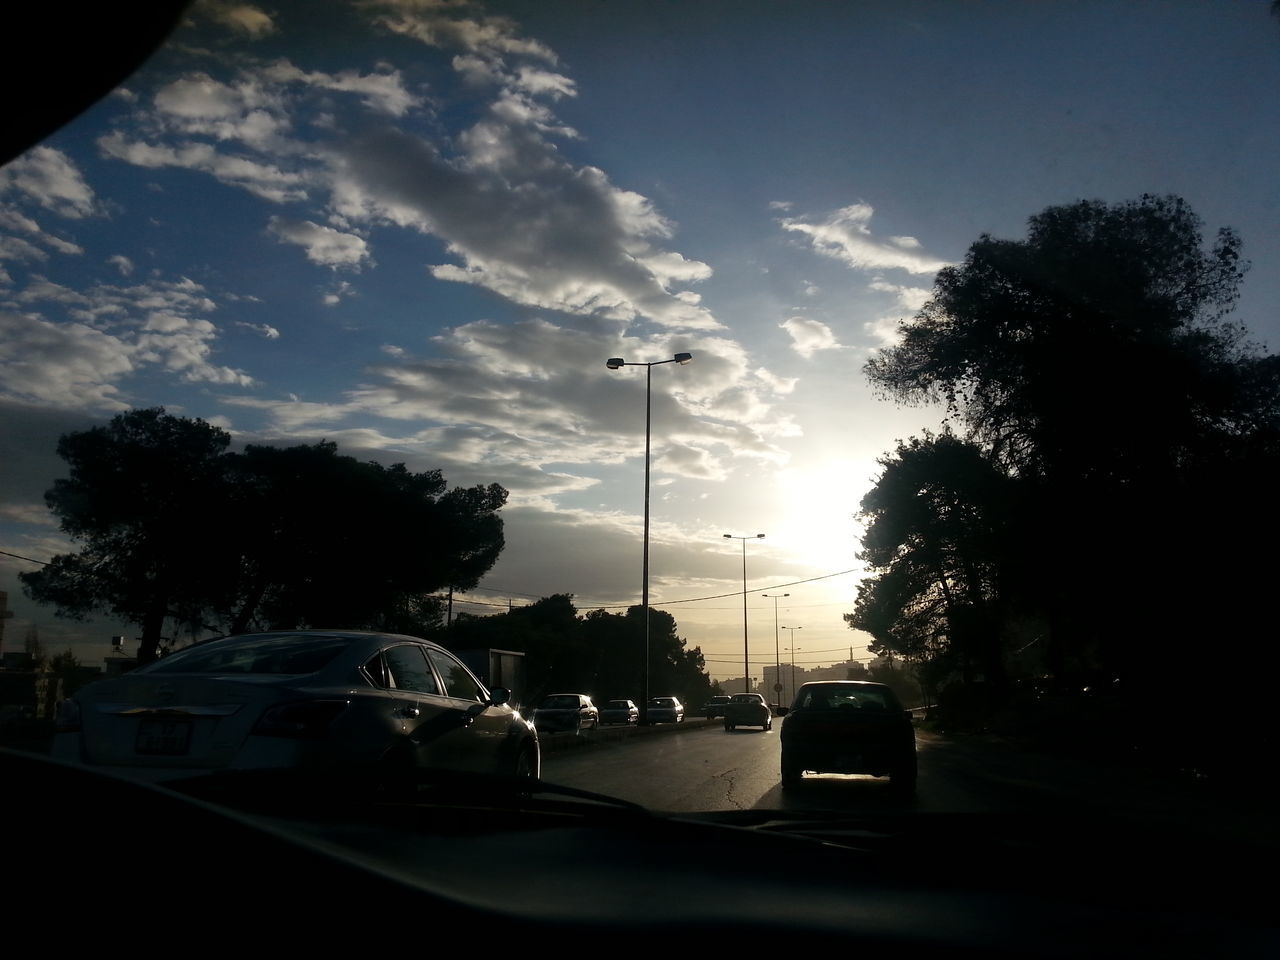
xmin=371 ymin=2 xmax=560 ymax=63
xmin=754 ymin=367 xmax=798 ymax=395
xmin=262 ymin=60 xmax=420 ymax=116
xmin=1 ymin=274 xmax=254 ymax=407
xmin=0 ymin=312 xmax=135 ymax=409
xmin=0 ymin=147 xmax=97 ymax=218
xmin=236 ymin=320 xmax=280 ymax=339
xmin=868 ymin=278 xmax=931 ymax=313
xmin=98 ymin=132 xmax=308 ymax=203
xmin=779 ymin=202 xmax=949 ymax=275
xmin=780 ymin=316 xmax=845 ymax=359
xmin=107 ymin=254 xmax=134 ymax=276
xmin=323 ymin=280 xmax=355 ymax=305
xmin=198 ymin=1 xmax=277 ymax=37
xmin=268 ymin=216 xmax=371 ymax=269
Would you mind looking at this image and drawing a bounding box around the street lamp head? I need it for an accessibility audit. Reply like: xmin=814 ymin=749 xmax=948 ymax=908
xmin=723 ymin=533 xmax=732 ymax=539
xmin=674 ymin=352 xmax=693 ymax=365
xmin=756 ymin=533 xmax=766 ymax=539
xmin=606 ymin=358 xmax=625 ymax=370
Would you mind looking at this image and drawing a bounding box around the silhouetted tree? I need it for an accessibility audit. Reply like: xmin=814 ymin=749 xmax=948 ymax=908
xmin=21 ymin=408 xmax=232 ymax=663
xmin=861 ymin=195 xmax=1280 ymax=707
xmin=22 ymin=408 xmax=508 ymax=660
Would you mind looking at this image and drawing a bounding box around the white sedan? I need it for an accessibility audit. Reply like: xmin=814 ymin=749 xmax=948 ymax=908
xmin=646 ymin=696 xmax=685 ymax=723
xmin=52 ymin=630 xmax=539 ymax=783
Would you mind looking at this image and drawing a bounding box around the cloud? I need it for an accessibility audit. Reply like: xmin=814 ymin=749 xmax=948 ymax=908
xmin=0 ymin=147 xmax=97 ymax=218
xmin=327 ymin=123 xmax=717 ymax=329
xmin=197 ymin=1 xmax=278 ymax=38
xmin=370 ymin=1 xmax=560 ymax=63
xmin=779 ymin=202 xmax=949 ymax=275
xmin=780 ymin=316 xmax=845 ymax=359
xmin=98 ymin=132 xmax=309 ymax=203
xmin=236 ymin=320 xmax=280 ymax=339
xmin=1 ymin=275 xmax=253 ymax=408
xmin=262 ymin=61 xmax=420 ymax=116
xmin=267 ymin=216 xmax=371 ymax=269
xmin=864 ymin=278 xmax=932 ymax=347
xmin=322 ymin=279 xmax=355 ymax=305
xmin=107 ymin=255 xmax=134 ymax=276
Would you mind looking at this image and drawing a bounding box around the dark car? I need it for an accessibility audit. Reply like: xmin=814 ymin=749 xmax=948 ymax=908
xmin=646 ymin=697 xmax=684 ymax=723
xmin=723 ymin=692 xmax=772 ymax=731
xmin=779 ymin=681 xmax=916 ymax=792
xmin=599 ymin=699 xmax=639 ymax=725
xmin=533 ymin=694 xmax=599 ymax=733
xmin=701 ymin=695 xmax=732 ymax=719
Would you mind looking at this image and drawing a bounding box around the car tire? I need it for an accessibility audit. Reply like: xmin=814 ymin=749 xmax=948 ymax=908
xmin=781 ymin=754 xmax=802 ymax=788
xmin=723 ymin=719 xmax=732 ymax=731
xmin=890 ymin=757 xmax=918 ymax=796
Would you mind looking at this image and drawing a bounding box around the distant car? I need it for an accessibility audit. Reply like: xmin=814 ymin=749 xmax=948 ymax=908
xmin=779 ymin=681 xmax=916 ymax=792
xmin=50 ymin=630 xmax=539 ymax=782
xmin=647 ymin=697 xmax=684 ymax=723
xmin=701 ymin=695 xmax=732 ymax=719
xmin=600 ymin=699 xmax=639 ymax=725
xmin=533 ymin=693 xmax=599 ymax=733
xmin=723 ymin=692 xmax=772 ymax=731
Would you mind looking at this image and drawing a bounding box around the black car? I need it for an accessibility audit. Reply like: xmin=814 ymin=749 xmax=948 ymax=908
xmin=701 ymin=695 xmax=732 ymax=719
xmin=779 ymin=681 xmax=916 ymax=792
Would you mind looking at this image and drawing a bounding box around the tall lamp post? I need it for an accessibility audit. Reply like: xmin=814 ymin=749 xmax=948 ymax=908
xmin=607 ymin=352 xmax=693 ymax=724
xmin=783 ymin=627 xmax=803 ymax=703
xmin=762 ymin=592 xmax=788 ymax=709
xmin=724 ymin=532 xmax=765 ymax=693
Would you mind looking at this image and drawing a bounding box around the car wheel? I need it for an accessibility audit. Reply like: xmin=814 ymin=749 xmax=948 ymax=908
xmin=723 ymin=719 xmax=732 ymax=731
xmin=781 ymin=754 xmax=802 ymax=788
xmin=890 ymin=757 xmax=918 ymax=796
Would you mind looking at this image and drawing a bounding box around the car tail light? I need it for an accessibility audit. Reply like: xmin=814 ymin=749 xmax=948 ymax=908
xmin=253 ymin=700 xmax=350 ymax=739
xmin=55 ymin=698 xmax=81 ymax=733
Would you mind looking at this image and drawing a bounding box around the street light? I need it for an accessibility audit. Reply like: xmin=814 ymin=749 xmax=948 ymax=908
xmin=783 ymin=626 xmax=803 ymax=703
xmin=607 ymin=352 xmax=693 ymax=724
xmin=762 ymin=592 xmax=788 ymax=709
xmin=724 ymin=532 xmax=765 ymax=693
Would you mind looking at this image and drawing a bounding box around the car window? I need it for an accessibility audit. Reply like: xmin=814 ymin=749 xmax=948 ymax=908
xmin=383 ymin=645 xmax=440 ymax=696
xmin=147 ymin=636 xmax=348 ymax=675
xmin=362 ymin=652 xmax=387 ymax=688
xmin=426 ymin=649 xmax=485 ymax=703
xmin=541 ymin=695 xmax=580 ymax=709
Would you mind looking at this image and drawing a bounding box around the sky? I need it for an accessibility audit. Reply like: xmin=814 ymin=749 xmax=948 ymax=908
xmin=2 ymin=0 xmax=1279 ymax=683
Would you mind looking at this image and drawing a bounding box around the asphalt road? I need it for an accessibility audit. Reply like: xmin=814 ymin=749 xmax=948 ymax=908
xmin=541 ymin=720 xmax=1280 ymax=850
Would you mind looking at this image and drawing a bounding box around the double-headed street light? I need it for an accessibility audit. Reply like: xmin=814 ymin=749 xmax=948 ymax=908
xmin=725 ymin=532 xmax=765 ymax=694
xmin=607 ymin=352 xmax=692 ymax=724
xmin=783 ymin=626 xmax=803 ymax=703
xmin=762 ymin=592 xmax=788 ymax=710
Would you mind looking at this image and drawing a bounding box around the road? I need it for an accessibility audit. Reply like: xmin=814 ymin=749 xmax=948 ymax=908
xmin=542 ymin=720 xmax=1280 ymax=850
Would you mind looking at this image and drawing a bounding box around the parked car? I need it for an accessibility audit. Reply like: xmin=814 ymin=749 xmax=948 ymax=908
xmin=779 ymin=681 xmax=916 ymax=792
xmin=599 ymin=699 xmax=639 ymax=725
xmin=533 ymin=693 xmax=599 ymax=733
xmin=51 ymin=630 xmax=539 ymax=782
xmin=723 ymin=692 xmax=772 ymax=731
xmin=701 ymin=695 xmax=732 ymax=719
xmin=646 ymin=697 xmax=684 ymax=723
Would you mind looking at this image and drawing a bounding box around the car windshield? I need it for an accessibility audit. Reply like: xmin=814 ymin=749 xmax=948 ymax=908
xmin=3 ymin=3 xmax=1278 ymax=941
xmin=146 ymin=635 xmax=350 ymax=676
xmin=796 ymin=685 xmax=898 ymax=712
xmin=540 ymin=696 xmax=580 ymax=710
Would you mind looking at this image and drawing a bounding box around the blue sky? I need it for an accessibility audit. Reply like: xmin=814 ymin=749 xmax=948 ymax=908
xmin=2 ymin=0 xmax=1278 ymax=681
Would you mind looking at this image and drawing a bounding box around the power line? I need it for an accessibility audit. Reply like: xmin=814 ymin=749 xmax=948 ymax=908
xmin=577 ymin=569 xmax=860 ymax=610
xmin=0 ymin=550 xmax=47 ymax=565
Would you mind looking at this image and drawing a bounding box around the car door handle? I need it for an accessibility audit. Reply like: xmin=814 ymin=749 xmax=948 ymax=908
xmin=399 ymin=706 xmax=421 ymax=718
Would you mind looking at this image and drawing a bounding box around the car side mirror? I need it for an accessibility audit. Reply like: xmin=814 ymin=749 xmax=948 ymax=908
xmin=489 ymin=687 xmax=511 ymax=707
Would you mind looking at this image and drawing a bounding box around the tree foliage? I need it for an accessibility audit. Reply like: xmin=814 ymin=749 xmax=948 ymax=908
xmin=853 ymin=196 xmax=1280 ymax=706
xmin=22 ymin=408 xmax=508 ymax=661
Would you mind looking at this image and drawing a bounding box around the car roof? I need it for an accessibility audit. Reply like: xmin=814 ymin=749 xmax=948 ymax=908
xmin=797 ymin=680 xmax=890 ymax=689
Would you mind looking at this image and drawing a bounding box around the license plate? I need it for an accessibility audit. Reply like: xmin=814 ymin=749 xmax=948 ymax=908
xmin=136 ymin=719 xmax=193 ymax=755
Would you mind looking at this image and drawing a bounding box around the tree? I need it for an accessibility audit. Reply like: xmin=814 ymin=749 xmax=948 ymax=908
xmin=22 ymin=409 xmax=510 ymax=660
xmin=860 ymin=195 xmax=1280 ymax=699
xmin=846 ymin=433 xmax=1015 ymax=689
xmin=21 ymin=408 xmax=232 ymax=663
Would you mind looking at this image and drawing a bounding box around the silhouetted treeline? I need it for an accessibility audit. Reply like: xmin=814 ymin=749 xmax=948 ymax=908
xmin=21 ymin=408 xmax=508 ymax=662
xmin=447 ymin=595 xmax=717 ymax=710
xmin=849 ymin=196 xmax=1280 ymax=758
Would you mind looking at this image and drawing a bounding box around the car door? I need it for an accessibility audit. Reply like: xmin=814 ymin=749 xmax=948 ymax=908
xmin=381 ymin=642 xmax=484 ymax=774
xmin=423 ymin=646 xmax=513 ymax=774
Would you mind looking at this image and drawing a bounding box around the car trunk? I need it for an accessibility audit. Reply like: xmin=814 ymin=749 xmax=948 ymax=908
xmin=77 ymin=674 xmax=306 ymax=768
